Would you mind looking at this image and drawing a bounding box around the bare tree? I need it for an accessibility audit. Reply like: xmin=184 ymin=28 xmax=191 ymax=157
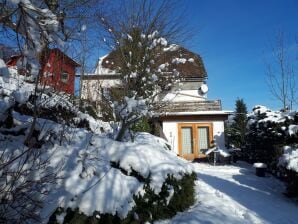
xmin=97 ymin=0 xmax=191 ymax=47
xmin=96 ymin=0 xmax=192 ymax=141
xmin=0 ymin=1 xmax=102 ymax=222
xmin=0 ymin=0 xmax=103 ymax=143
xmin=265 ymin=31 xmax=297 ymax=110
xmin=0 ymin=143 xmax=61 ymax=223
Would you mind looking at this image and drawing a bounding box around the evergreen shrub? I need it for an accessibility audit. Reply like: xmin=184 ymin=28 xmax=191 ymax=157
xmin=48 ymin=173 xmax=196 ymax=224
xmin=131 ymin=117 xmax=153 ymax=133
xmin=284 ymin=169 xmax=298 ymax=197
xmin=245 ymin=106 xmax=298 ymax=197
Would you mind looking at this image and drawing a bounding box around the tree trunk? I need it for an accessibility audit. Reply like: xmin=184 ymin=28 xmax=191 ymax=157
xmin=115 ymin=121 xmax=129 ymax=141
xmin=24 ymin=47 xmax=47 ymax=145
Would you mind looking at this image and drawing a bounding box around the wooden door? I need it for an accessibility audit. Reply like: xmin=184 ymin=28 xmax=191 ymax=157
xmin=178 ymin=123 xmax=213 ymax=160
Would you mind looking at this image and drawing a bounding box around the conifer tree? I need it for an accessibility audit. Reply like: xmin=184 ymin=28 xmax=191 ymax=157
xmin=226 ymin=98 xmax=248 ymax=148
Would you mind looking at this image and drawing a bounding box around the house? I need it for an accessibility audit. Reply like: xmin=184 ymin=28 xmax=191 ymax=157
xmin=6 ymin=48 xmax=80 ymax=95
xmin=81 ymin=45 xmax=231 ymax=160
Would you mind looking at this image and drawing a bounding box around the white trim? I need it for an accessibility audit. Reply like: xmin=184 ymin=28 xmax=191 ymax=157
xmin=176 ymin=92 xmax=206 ymax=99
xmin=160 ymin=110 xmax=233 ymax=116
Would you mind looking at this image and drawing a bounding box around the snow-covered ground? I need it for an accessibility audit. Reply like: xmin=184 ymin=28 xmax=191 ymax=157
xmin=1 ymin=61 xmax=298 ymax=223
xmin=156 ymin=162 xmax=298 ymax=224
xmin=0 ymin=65 xmax=194 ymax=223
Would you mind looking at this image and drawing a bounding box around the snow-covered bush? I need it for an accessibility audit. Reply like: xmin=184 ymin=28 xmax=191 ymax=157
xmin=0 ymin=68 xmax=106 ymax=133
xmin=279 ymin=145 xmax=298 ymax=173
xmin=0 ymin=68 xmax=195 ymax=222
xmin=49 ymin=173 xmax=196 ymax=224
xmin=0 ymin=67 xmax=109 ymax=223
xmin=246 ymin=105 xmax=298 ymax=196
xmin=278 ymin=146 xmax=298 ymax=197
xmin=0 ymin=134 xmax=60 ymax=223
xmin=78 ymin=101 xmax=100 ymax=120
xmin=131 ymin=117 xmax=153 ymax=134
xmin=245 ymin=105 xmax=297 ymax=164
xmin=131 ymin=173 xmax=196 ymax=223
xmin=46 ymin=132 xmax=195 ymax=224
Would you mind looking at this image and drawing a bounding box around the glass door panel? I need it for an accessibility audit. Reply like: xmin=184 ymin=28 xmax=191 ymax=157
xmin=197 ymin=127 xmax=209 ymax=153
xmin=181 ymin=127 xmax=193 ymax=155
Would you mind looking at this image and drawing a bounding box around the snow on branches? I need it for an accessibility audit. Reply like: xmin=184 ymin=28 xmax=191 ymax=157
xmin=279 ymin=145 xmax=298 ymax=172
xmin=1 ymin=0 xmax=64 ymax=79
xmin=246 ymin=105 xmax=298 ymax=169
xmin=113 ymin=95 xmax=148 ymax=134
xmin=101 ymin=29 xmax=181 ymax=141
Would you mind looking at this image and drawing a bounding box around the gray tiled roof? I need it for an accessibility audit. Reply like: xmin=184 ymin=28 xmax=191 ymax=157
xmin=155 ymin=100 xmax=222 ymax=113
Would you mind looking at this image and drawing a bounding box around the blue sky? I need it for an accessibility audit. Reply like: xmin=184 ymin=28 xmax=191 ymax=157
xmin=181 ymin=0 xmax=298 ymax=111
xmin=2 ymin=1 xmax=297 ymax=111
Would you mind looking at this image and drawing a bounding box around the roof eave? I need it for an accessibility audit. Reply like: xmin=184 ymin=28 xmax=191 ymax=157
xmin=156 ymin=110 xmax=233 ymax=116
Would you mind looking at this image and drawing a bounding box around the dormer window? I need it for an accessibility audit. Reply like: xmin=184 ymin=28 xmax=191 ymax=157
xmin=61 ymin=71 xmax=68 ymax=83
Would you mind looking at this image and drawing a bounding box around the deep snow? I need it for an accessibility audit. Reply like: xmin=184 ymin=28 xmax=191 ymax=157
xmin=0 ymin=65 xmax=194 ymax=223
xmin=156 ymin=162 xmax=298 ymax=224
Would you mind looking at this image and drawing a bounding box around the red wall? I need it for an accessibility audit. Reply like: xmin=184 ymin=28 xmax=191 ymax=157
xmin=6 ymin=58 xmax=18 ymax=67
xmin=40 ymin=51 xmax=75 ymax=95
xmin=6 ymin=56 xmax=21 ymax=67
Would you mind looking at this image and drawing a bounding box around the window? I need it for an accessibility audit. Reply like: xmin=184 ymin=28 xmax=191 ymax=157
xmin=60 ymin=72 xmax=68 ymax=83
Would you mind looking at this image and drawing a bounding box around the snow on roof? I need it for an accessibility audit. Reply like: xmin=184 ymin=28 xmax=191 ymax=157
xmin=163 ymin=44 xmax=180 ymax=52
xmin=95 ymin=54 xmax=117 ymax=75
xmin=96 ymin=45 xmax=207 ymax=79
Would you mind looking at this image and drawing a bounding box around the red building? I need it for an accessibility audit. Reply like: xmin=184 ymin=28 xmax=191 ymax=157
xmin=6 ymin=48 xmax=80 ymax=95
xmin=6 ymin=55 xmax=22 ymax=67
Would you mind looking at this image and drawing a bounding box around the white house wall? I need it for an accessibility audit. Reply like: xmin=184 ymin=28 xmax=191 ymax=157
xmin=81 ymin=79 xmax=121 ymax=101
xmin=81 ymin=79 xmax=101 ymax=101
xmin=162 ymin=120 xmax=225 ymax=155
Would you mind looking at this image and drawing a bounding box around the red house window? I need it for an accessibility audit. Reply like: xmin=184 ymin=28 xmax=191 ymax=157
xmin=61 ymin=71 xmax=69 ymax=83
